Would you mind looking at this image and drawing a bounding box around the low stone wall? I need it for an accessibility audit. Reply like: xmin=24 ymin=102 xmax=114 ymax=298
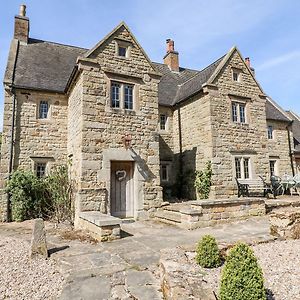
xmin=160 ymin=248 xmax=215 ymax=300
xmin=270 ymin=210 xmax=300 ymax=239
xmin=180 ymin=198 xmax=266 ymax=230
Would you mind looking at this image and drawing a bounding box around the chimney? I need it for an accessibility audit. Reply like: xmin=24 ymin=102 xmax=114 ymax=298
xmin=245 ymin=57 xmax=255 ymax=76
xmin=14 ymin=4 xmax=29 ymax=44
xmin=163 ymin=39 xmax=179 ymax=72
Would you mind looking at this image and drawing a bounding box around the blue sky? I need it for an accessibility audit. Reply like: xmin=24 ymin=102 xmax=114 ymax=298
xmin=1 ymin=0 xmax=300 ymax=131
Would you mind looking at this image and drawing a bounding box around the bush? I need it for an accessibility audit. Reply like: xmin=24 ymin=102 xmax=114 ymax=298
xmin=220 ymin=243 xmax=266 ymax=300
xmin=45 ymin=165 xmax=73 ymax=224
xmin=196 ymin=235 xmax=222 ymax=268
xmin=194 ymin=161 xmax=212 ymax=199
xmin=6 ymin=170 xmax=48 ymax=221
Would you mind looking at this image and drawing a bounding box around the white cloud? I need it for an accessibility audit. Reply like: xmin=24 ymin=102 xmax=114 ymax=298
xmin=256 ymin=51 xmax=300 ymax=71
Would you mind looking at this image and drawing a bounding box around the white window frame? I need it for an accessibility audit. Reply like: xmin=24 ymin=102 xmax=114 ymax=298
xmin=110 ymin=81 xmax=134 ymax=110
xmin=115 ymin=40 xmax=131 ymax=59
xmin=269 ymin=159 xmax=279 ymax=176
xmin=38 ymin=100 xmax=49 ymax=119
xmin=267 ymin=125 xmax=274 ymax=139
xmin=234 ymin=156 xmax=252 ymax=179
xmin=231 ymin=101 xmax=247 ymax=124
xmin=159 ymin=114 xmax=168 ymax=131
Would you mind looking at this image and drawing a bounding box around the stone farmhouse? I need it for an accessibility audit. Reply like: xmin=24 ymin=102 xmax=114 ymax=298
xmin=0 ymin=6 xmax=299 ymax=224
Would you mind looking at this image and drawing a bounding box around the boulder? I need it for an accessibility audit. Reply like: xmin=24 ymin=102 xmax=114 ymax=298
xmin=30 ymin=218 xmax=48 ymax=258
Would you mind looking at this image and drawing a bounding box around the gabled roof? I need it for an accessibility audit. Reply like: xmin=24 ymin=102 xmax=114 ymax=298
xmin=286 ymin=111 xmax=300 ymax=153
xmin=266 ymin=97 xmax=292 ymax=123
xmin=6 ymin=38 xmax=87 ymax=92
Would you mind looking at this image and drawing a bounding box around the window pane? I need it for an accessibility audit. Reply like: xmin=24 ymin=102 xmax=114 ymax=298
xmin=239 ymin=104 xmax=246 ymax=123
xmin=111 ymin=82 xmax=120 ymax=108
xmin=160 ymin=114 xmax=167 ymax=130
xmin=233 ymin=72 xmax=238 ymax=81
xmin=235 ymin=158 xmax=241 ymax=179
xmin=270 ymin=161 xmax=276 ymax=176
xmin=243 ymin=158 xmax=250 ymax=179
xmin=161 ymin=165 xmax=168 ymax=181
xmin=118 ymin=46 xmax=126 ymax=57
xmin=124 ymin=84 xmax=133 ymax=109
xmin=39 ymin=101 xmax=49 ymax=119
xmin=36 ymin=162 xmax=46 ymax=178
xmin=232 ymin=103 xmax=238 ymax=122
xmin=268 ymin=126 xmax=273 ymax=139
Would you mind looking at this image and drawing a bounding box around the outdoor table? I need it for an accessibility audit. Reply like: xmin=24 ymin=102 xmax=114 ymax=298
xmin=281 ymin=175 xmax=296 ymax=195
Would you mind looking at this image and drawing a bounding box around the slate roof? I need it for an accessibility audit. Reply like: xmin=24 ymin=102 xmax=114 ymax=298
xmin=11 ymin=38 xmax=87 ymax=92
xmin=265 ymin=98 xmax=291 ymax=122
xmin=286 ymin=111 xmax=300 ymax=153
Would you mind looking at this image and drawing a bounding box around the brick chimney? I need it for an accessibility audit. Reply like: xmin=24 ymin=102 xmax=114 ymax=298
xmin=14 ymin=4 xmax=29 ymax=44
xmin=245 ymin=57 xmax=255 ymax=76
xmin=163 ymin=39 xmax=179 ymax=72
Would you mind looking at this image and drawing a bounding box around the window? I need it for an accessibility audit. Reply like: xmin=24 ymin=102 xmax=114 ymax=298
xmin=124 ymin=84 xmax=133 ymax=110
xmin=111 ymin=81 xmax=134 ymax=110
xmin=160 ymin=164 xmax=169 ymax=182
xmin=235 ymin=157 xmax=251 ymax=179
xmin=118 ymin=46 xmax=127 ymax=57
xmin=111 ymin=82 xmax=121 ymax=108
xmin=231 ymin=102 xmax=246 ymax=123
xmin=267 ymin=125 xmax=273 ymax=139
xmin=39 ymin=101 xmax=49 ymax=119
xmin=160 ymin=114 xmax=167 ymax=130
xmin=35 ymin=162 xmax=46 ymax=178
xmin=269 ymin=160 xmax=276 ymax=176
xmin=233 ymin=72 xmax=239 ymax=82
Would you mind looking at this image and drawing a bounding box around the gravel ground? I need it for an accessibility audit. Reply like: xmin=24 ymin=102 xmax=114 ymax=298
xmin=202 ymin=240 xmax=300 ymax=300
xmin=0 ymin=237 xmax=64 ymax=300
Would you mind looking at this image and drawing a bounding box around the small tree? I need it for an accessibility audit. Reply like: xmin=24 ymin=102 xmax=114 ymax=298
xmin=194 ymin=161 xmax=212 ymax=199
xmin=196 ymin=235 xmax=222 ymax=268
xmin=220 ymin=243 xmax=266 ymax=300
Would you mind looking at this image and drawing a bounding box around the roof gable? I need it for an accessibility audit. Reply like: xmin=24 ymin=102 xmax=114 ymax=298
xmin=266 ymin=97 xmax=291 ymax=123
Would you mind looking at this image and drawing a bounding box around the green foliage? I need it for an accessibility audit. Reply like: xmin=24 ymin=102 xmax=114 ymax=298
xmin=6 ymin=170 xmax=48 ymax=221
xmin=196 ymin=235 xmax=222 ymax=268
xmin=6 ymin=165 xmax=73 ymax=223
xmin=220 ymin=243 xmax=266 ymax=300
xmin=194 ymin=161 xmax=212 ymax=199
xmin=45 ymin=165 xmax=73 ymax=224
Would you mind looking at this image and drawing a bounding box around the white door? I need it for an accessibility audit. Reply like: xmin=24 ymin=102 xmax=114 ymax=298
xmin=111 ymin=161 xmax=134 ymax=218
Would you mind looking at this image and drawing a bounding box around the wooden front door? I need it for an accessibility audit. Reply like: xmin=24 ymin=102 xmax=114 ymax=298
xmin=110 ymin=161 xmax=134 ymax=218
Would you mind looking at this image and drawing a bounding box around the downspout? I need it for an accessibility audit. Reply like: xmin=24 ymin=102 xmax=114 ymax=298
xmin=286 ymin=121 xmax=295 ymax=176
xmin=177 ymin=105 xmax=183 ymax=199
xmin=7 ymin=40 xmax=20 ymax=221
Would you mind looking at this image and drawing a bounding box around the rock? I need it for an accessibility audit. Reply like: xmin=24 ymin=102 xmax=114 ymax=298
xmin=160 ymin=248 xmax=216 ymax=300
xmin=30 ymin=218 xmax=48 ymax=258
xmin=270 ymin=210 xmax=300 ymax=239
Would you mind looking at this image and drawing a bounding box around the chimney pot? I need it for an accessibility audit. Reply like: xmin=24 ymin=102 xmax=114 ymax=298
xmin=19 ymin=4 xmax=26 ymax=17
xmin=166 ymin=39 xmax=175 ymax=53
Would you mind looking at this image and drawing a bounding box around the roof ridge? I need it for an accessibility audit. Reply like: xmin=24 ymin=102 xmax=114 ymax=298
xmin=28 ymin=38 xmax=88 ymax=51
xmin=288 ymin=110 xmax=300 ymax=122
xmin=151 ymin=61 xmax=200 ymax=73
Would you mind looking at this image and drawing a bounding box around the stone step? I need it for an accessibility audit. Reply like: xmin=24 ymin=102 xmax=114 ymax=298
xmin=155 ymin=209 xmax=182 ymax=223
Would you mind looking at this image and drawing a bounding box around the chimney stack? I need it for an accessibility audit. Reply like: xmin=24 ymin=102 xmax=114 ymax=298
xmin=14 ymin=4 xmax=29 ymax=44
xmin=245 ymin=57 xmax=255 ymax=76
xmin=164 ymin=39 xmax=179 ymax=72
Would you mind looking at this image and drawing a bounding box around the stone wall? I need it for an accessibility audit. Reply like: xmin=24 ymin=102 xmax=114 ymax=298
xmin=267 ymin=119 xmax=294 ymax=176
xmin=0 ymin=88 xmax=68 ymax=220
xmin=209 ymin=50 xmax=270 ymax=198
xmin=70 ymin=25 xmax=163 ymax=220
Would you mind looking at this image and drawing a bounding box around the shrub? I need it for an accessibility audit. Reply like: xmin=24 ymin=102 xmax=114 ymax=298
xmin=196 ymin=235 xmax=222 ymax=268
xmin=6 ymin=170 xmax=48 ymax=221
xmin=45 ymin=165 xmax=74 ymax=224
xmin=194 ymin=161 xmax=212 ymax=199
xmin=220 ymin=243 xmax=266 ymax=300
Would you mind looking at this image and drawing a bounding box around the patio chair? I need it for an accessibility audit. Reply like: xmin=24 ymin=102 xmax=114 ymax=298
xmin=281 ymin=174 xmax=296 ymax=195
xmin=293 ymin=174 xmax=300 ymax=196
xmin=258 ymin=175 xmax=274 ymax=198
xmin=270 ymin=175 xmax=282 ymax=198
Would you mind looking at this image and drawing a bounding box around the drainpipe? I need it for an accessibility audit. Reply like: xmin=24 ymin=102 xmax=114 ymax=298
xmin=6 ymin=41 xmax=20 ymax=221
xmin=287 ymin=121 xmax=295 ymax=176
xmin=177 ymin=106 xmax=183 ymax=198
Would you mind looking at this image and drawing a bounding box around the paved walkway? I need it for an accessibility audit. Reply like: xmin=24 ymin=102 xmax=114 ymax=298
xmin=0 ymin=217 xmax=272 ymax=300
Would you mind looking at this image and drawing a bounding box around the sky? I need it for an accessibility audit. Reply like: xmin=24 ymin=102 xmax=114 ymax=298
xmin=1 ymin=0 xmax=300 ymax=131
